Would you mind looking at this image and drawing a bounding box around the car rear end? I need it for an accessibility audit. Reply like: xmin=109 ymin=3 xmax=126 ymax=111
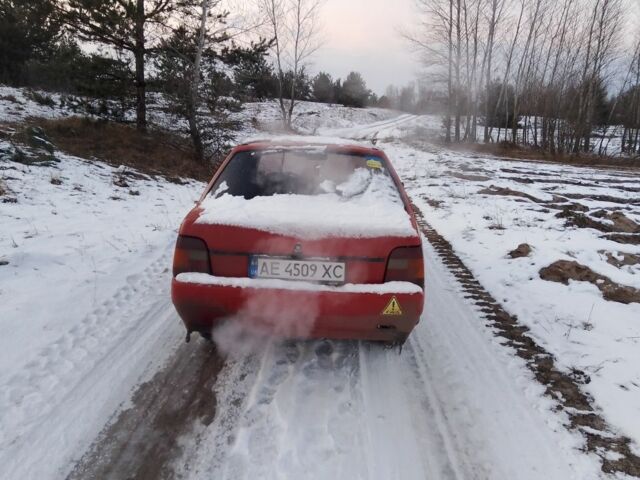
xmin=171 ymin=141 xmax=425 ymax=343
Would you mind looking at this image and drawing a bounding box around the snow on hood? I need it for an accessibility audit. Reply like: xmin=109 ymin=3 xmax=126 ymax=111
xmin=196 ymin=171 xmax=416 ymax=239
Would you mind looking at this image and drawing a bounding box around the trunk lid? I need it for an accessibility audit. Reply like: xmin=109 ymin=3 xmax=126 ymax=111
xmin=183 ymin=216 xmax=419 ymax=284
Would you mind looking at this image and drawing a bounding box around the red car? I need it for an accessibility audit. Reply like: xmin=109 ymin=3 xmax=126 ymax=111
xmin=171 ymin=139 xmax=424 ymax=344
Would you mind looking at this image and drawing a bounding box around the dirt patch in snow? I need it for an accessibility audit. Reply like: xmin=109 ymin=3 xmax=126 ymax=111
xmin=591 ymin=210 xmax=640 ymax=233
xmin=36 ymin=117 xmax=213 ymax=181
xmin=477 ymin=185 xmax=543 ymax=203
xmin=449 ymin=171 xmax=491 ymax=182
xmin=539 ymin=260 xmax=640 ymax=304
xmin=603 ymin=251 xmax=640 ymax=268
xmin=68 ymin=341 xmax=224 ymax=480
xmin=561 ymin=192 xmax=640 ymax=206
xmin=423 ymin=196 xmax=444 ymax=209
xmin=0 ymin=176 xmax=17 ymax=203
xmin=411 ymin=202 xmax=640 ymax=476
xmin=602 ymin=233 xmax=640 ymax=245
xmin=556 ymin=210 xmax=616 ymax=233
xmin=556 ymin=209 xmax=640 ymax=234
xmin=508 ymin=243 xmax=532 ymax=258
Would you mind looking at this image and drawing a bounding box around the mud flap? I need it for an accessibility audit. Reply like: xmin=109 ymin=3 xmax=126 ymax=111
xmin=381 ymin=331 xmax=408 ymax=354
xmin=383 ymin=340 xmax=405 ymax=355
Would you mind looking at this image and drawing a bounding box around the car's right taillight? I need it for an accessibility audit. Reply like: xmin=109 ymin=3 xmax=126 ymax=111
xmin=173 ymin=236 xmax=211 ymax=277
xmin=384 ymin=246 xmax=424 ymax=288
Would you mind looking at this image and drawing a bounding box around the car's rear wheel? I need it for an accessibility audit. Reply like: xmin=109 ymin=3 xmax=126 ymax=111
xmin=198 ymin=331 xmax=213 ymax=342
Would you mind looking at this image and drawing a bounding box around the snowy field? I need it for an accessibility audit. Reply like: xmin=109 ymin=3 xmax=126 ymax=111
xmin=403 ymin=145 xmax=640 ymax=441
xmin=1 ymin=89 xmax=640 ymax=479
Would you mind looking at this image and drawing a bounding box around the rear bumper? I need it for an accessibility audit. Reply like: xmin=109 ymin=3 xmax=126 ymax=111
xmin=172 ymin=273 xmax=424 ymax=342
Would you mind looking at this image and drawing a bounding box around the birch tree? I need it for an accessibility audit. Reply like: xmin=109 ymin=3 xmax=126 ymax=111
xmin=156 ymin=0 xmax=269 ymax=162
xmin=260 ymin=0 xmax=323 ymax=128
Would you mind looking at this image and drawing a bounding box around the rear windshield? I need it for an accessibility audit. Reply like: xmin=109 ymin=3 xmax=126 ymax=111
xmin=209 ymin=148 xmax=398 ymax=199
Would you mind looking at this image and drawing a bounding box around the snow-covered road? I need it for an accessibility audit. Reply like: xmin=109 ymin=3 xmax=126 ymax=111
xmin=3 ymin=103 xmax=637 ymax=479
xmin=62 ymin=235 xmax=598 ymax=480
xmin=176 ymin=238 xmax=597 ymax=480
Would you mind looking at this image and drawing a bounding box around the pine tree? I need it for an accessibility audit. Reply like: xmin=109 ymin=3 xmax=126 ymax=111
xmin=0 ymin=0 xmax=61 ymax=84
xmin=341 ymin=72 xmax=370 ymax=108
xmin=312 ymin=72 xmax=334 ymax=103
xmin=281 ymin=68 xmax=312 ymax=101
xmin=61 ymin=0 xmax=177 ymax=131
xmin=232 ymin=48 xmax=277 ymax=101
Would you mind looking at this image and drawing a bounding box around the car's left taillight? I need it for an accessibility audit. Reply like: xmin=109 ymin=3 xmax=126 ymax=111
xmin=384 ymin=246 xmax=424 ymax=288
xmin=173 ymin=236 xmax=211 ymax=277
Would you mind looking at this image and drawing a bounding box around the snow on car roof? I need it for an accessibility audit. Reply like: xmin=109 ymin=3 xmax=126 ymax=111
xmin=240 ymin=135 xmax=373 ymax=149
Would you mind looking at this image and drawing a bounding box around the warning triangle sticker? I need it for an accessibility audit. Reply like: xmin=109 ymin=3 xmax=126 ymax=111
xmin=382 ymin=296 xmax=403 ymax=316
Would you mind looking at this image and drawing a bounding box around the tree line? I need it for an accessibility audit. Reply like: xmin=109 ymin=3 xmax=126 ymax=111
xmin=409 ymin=0 xmax=640 ymax=156
xmin=1 ymin=0 xmax=262 ymax=162
xmin=0 ymin=0 xmax=380 ymax=163
xmin=7 ymin=1 xmax=636 ymax=161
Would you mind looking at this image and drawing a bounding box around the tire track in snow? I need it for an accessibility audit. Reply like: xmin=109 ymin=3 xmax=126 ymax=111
xmin=406 ymin=243 xmax=588 ymax=479
xmin=170 ymin=339 xmax=472 ymax=480
xmin=0 ymin=244 xmax=183 ymax=479
xmin=189 ymin=340 xmax=374 ymax=480
xmin=357 ymin=343 xmax=456 ymax=480
xmin=319 ymin=114 xmax=419 ymax=141
xmin=67 ymin=340 xmax=224 ymax=480
xmin=410 ymin=200 xmax=640 ymax=477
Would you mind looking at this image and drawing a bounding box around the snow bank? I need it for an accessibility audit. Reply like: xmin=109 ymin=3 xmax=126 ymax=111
xmin=0 ymin=148 xmax=203 ymax=479
xmin=196 ymin=173 xmax=417 ymax=239
xmin=176 ymin=273 xmax=423 ymax=294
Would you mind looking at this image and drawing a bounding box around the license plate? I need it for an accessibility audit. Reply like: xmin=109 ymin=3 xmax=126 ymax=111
xmin=250 ymin=257 xmax=346 ymax=283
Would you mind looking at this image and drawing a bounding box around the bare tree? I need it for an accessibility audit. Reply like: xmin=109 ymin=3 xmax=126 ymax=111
xmin=619 ymin=38 xmax=640 ymax=154
xmin=260 ymin=0 xmax=323 ymax=128
xmin=407 ymin=0 xmax=631 ymax=159
xmin=483 ymin=0 xmax=506 ymax=142
xmin=580 ymin=0 xmax=622 ymax=152
xmin=405 ymin=0 xmax=455 ymax=142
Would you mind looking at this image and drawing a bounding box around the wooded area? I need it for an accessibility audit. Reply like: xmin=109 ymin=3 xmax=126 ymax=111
xmin=0 ymin=0 xmax=380 ymax=163
xmin=1 ymin=0 xmax=639 ymax=161
xmin=408 ymin=0 xmax=640 ymax=156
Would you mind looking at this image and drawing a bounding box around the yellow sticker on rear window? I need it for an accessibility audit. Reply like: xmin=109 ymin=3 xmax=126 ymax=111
xmin=382 ymin=296 xmax=403 ymax=315
xmin=366 ymin=159 xmax=383 ymax=170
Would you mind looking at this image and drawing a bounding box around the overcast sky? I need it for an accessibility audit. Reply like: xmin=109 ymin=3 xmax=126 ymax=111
xmin=311 ymin=0 xmax=420 ymax=95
